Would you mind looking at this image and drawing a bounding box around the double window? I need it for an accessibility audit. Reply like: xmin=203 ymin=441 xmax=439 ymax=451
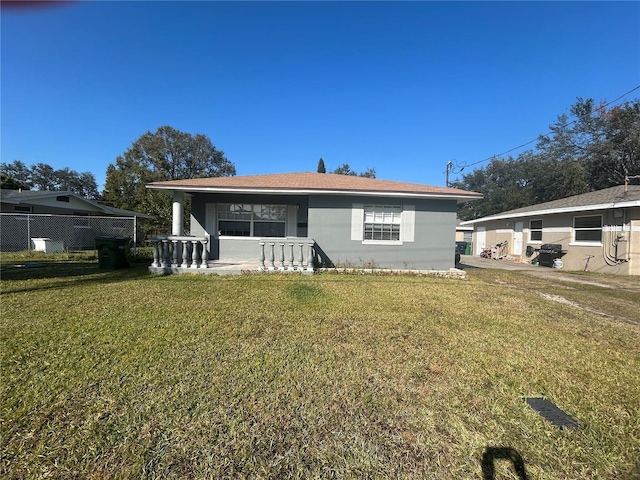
xmin=573 ymin=215 xmax=602 ymax=243
xmin=364 ymin=205 xmax=402 ymax=241
xmin=351 ymin=204 xmax=414 ymax=244
xmin=529 ymin=219 xmax=542 ymax=242
xmin=217 ymin=204 xmax=286 ymax=237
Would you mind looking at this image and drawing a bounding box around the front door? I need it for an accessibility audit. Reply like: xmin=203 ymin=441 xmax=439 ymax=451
xmin=513 ymin=222 xmax=523 ymax=256
xmin=476 ymin=227 xmax=486 ymax=255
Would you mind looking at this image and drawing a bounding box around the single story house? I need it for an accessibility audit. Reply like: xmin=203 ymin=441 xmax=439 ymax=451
xmin=461 ymin=185 xmax=640 ymax=275
xmin=0 ymin=189 xmax=148 ymax=217
xmin=0 ymin=190 xmax=151 ymax=252
xmin=145 ymin=172 xmax=482 ymax=274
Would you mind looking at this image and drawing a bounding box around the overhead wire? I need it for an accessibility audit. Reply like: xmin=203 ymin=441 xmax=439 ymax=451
xmin=451 ymin=84 xmax=640 ymax=175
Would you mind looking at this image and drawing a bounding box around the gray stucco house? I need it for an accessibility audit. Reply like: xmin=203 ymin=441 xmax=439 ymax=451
xmin=145 ymin=172 xmax=482 ymax=274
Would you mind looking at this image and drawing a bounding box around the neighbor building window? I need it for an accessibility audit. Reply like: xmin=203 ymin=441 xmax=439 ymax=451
xmin=573 ymin=215 xmax=602 ymax=243
xmin=217 ymin=204 xmax=286 ymax=237
xmin=529 ymin=219 xmax=542 ymax=242
xmin=364 ymin=205 xmax=402 ymax=241
xmin=73 ymin=215 xmax=90 ymax=228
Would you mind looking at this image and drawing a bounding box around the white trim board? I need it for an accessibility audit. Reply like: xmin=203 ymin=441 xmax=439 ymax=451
xmin=461 ymin=201 xmax=640 ymax=224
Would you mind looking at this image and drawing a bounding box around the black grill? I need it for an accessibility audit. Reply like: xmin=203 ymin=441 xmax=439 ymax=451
xmin=538 ymin=243 xmax=563 ymax=267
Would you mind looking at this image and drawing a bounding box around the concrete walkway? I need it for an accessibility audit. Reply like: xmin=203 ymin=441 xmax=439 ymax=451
xmin=458 ymin=255 xmax=639 ymax=290
xmin=458 ymin=255 xmax=542 ymax=271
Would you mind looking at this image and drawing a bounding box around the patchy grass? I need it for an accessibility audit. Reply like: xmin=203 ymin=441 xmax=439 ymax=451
xmin=1 ymin=257 xmax=639 ymax=479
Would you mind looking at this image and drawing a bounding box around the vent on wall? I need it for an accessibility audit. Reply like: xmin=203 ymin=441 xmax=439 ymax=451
xmin=56 ymin=195 xmax=70 ymax=202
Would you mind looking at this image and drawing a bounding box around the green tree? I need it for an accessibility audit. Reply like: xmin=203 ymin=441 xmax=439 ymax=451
xmin=453 ymin=157 xmax=534 ymax=220
xmin=454 ymin=97 xmax=639 ymax=220
xmin=538 ymin=98 xmax=640 ymax=189
xmin=332 ymin=163 xmax=376 ymax=178
xmin=0 ymin=173 xmax=29 ymax=190
xmin=317 ymin=157 xmax=326 ymax=173
xmin=102 ymin=126 xmax=235 ymax=230
xmin=0 ymin=160 xmax=99 ymax=198
xmin=0 ymin=160 xmax=30 ymax=186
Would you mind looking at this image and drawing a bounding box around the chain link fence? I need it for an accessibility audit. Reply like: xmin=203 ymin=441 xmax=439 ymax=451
xmin=0 ymin=213 xmax=138 ymax=252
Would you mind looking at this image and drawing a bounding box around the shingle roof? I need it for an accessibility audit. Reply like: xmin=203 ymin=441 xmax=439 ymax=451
xmin=0 ymin=189 xmax=152 ymax=218
xmin=146 ymin=172 xmax=482 ymax=201
xmin=462 ymin=185 xmax=640 ymax=224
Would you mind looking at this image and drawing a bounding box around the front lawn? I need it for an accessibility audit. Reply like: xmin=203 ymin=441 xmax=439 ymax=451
xmin=1 ymin=259 xmax=639 ymax=479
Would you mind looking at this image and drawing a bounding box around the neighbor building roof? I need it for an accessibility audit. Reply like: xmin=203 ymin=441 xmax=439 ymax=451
xmin=0 ymin=189 xmax=152 ymax=218
xmin=461 ymin=185 xmax=640 ymax=224
xmin=146 ymin=172 xmax=482 ymax=202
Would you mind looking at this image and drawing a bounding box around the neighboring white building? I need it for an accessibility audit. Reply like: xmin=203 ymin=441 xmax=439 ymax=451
xmin=461 ymin=185 xmax=640 ymax=275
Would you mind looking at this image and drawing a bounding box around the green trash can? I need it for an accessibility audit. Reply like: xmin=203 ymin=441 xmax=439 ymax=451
xmin=95 ymin=236 xmax=130 ymax=269
xmin=465 ymin=243 xmax=472 ymax=255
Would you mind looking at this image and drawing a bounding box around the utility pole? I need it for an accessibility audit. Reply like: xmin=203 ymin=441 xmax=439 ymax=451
xmin=445 ymin=161 xmax=453 ymax=187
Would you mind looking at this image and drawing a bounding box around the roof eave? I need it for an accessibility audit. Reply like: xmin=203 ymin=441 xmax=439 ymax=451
xmin=461 ymin=200 xmax=640 ymax=224
xmin=146 ymin=184 xmax=482 ymax=202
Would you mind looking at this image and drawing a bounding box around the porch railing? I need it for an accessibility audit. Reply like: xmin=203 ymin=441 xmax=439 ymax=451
xmin=150 ymin=235 xmax=208 ymax=269
xmin=259 ymin=240 xmax=315 ymax=272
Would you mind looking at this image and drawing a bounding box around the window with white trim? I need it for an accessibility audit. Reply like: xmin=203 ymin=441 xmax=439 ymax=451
xmin=529 ymin=219 xmax=542 ymax=242
xmin=351 ymin=204 xmax=414 ymax=244
xmin=573 ymin=215 xmax=602 ymax=243
xmin=217 ymin=204 xmax=286 ymax=237
xmin=364 ymin=205 xmax=402 ymax=241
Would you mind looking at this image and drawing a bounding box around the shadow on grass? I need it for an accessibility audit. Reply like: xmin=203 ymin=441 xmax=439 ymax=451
xmin=0 ymin=260 xmax=153 ymax=294
xmin=481 ymin=447 xmax=528 ymax=480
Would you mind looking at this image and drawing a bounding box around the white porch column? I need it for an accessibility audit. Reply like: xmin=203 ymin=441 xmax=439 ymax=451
xmin=172 ymin=190 xmax=184 ymax=236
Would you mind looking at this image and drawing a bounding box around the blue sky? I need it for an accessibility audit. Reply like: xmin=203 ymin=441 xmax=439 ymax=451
xmin=2 ymin=1 xmax=639 ymax=190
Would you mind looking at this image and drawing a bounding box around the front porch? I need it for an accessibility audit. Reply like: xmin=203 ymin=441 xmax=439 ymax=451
xmin=148 ymin=235 xmax=317 ymax=275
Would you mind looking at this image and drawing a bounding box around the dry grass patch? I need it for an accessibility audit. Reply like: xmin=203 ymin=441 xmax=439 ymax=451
xmin=1 ymin=260 xmax=639 ymax=479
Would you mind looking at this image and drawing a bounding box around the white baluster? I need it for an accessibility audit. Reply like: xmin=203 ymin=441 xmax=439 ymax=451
xmin=181 ymin=240 xmax=189 ymax=268
xmin=259 ymin=242 xmax=266 ymax=270
xmin=200 ymin=239 xmax=208 ymax=268
xmin=289 ymin=243 xmax=295 ymax=270
xmin=298 ymin=243 xmax=304 ymax=271
xmin=306 ymin=243 xmax=314 ymax=271
xmin=279 ymin=243 xmax=285 ymax=270
xmin=191 ymin=240 xmax=199 ymax=268
xmin=172 ymin=240 xmax=180 ymax=267
xmin=152 ymin=240 xmax=160 ymax=267
xmin=161 ymin=240 xmax=170 ymax=267
xmin=269 ymin=243 xmax=275 ymax=270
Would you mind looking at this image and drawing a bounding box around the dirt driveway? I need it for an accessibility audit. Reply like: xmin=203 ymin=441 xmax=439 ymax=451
xmin=458 ymin=255 xmax=639 ymax=291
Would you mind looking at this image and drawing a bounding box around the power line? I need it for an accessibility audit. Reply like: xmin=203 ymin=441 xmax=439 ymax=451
xmin=452 ymin=84 xmax=640 ymax=174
